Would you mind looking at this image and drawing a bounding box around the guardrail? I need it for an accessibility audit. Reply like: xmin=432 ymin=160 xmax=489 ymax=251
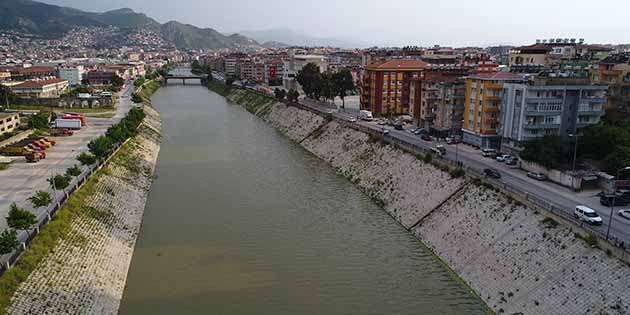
xmin=0 ymin=135 xmax=132 ymax=274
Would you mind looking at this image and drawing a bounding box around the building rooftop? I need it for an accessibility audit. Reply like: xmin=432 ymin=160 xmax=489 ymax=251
xmin=467 ymin=72 xmax=526 ymax=81
xmin=366 ymin=59 xmax=429 ymax=71
xmin=14 ymin=78 xmax=67 ymax=88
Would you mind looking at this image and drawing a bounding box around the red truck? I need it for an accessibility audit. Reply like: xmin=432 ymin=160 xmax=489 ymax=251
xmin=63 ymin=113 xmax=87 ymax=126
xmin=25 ymin=151 xmax=45 ymax=163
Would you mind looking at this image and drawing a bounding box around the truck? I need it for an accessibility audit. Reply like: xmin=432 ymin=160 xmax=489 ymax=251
xmin=25 ymin=151 xmax=45 ymax=163
xmin=63 ymin=113 xmax=87 ymax=126
xmin=358 ymin=110 xmax=374 ymax=121
xmin=1 ymin=140 xmax=35 ymax=156
xmin=53 ymin=119 xmax=82 ymax=130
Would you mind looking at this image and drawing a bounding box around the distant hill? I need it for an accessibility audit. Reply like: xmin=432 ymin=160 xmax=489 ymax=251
xmin=241 ymin=28 xmax=368 ymax=48
xmin=0 ymin=0 xmax=262 ymax=50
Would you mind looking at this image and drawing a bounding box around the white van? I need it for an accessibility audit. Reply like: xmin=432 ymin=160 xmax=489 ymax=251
xmin=481 ymin=148 xmax=497 ymax=158
xmin=574 ymin=205 xmax=603 ymax=225
xmin=358 ymin=110 xmax=374 ymax=121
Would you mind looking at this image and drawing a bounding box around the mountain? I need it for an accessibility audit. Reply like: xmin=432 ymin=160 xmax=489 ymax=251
xmin=240 ymin=28 xmax=368 ymax=49
xmin=0 ymin=0 xmax=261 ymax=50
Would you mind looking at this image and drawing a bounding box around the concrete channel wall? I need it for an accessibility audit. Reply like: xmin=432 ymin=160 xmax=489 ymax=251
xmin=221 ymin=87 xmax=630 ymax=315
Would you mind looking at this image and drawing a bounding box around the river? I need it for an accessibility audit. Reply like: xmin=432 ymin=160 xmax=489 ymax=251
xmin=118 ymin=83 xmax=487 ymax=315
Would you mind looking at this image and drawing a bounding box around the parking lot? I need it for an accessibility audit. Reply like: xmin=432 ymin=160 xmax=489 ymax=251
xmin=0 ymin=84 xmax=133 ymax=230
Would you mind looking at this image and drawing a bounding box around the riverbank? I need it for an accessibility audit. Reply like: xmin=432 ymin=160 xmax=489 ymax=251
xmin=4 ymin=105 xmax=162 ymax=314
xmin=210 ymin=85 xmax=630 ymax=315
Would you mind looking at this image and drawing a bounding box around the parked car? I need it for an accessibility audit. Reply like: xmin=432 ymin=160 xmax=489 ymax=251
xmin=527 ymin=172 xmax=547 ymax=181
xmin=600 ymin=194 xmax=630 ymax=207
xmin=349 ymin=118 xmax=357 ymax=123
xmin=393 ymin=122 xmax=404 ymax=130
xmin=381 ymin=128 xmax=389 ymax=135
xmin=431 ymin=145 xmax=446 ymax=156
xmin=496 ymin=154 xmax=511 ymax=162
xmin=413 ymin=129 xmax=427 ymax=135
xmin=484 ymin=168 xmax=501 ymax=179
xmin=618 ymin=209 xmax=630 ymax=220
xmin=420 ymin=134 xmax=431 ymax=141
xmin=377 ymin=121 xmax=387 ymax=126
xmin=481 ymin=148 xmax=498 ymax=158
xmin=446 ymin=137 xmax=461 ymax=145
xmin=574 ymin=205 xmax=603 ymax=225
xmin=359 ymin=110 xmax=374 ymax=121
xmin=505 ymin=156 xmax=519 ymax=166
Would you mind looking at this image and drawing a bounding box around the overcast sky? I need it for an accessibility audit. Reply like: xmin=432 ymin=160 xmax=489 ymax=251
xmin=40 ymin=0 xmax=630 ymax=47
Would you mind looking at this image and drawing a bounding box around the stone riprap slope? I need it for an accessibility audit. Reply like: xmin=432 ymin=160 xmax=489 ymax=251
xmin=414 ymin=184 xmax=630 ymax=315
xmin=302 ymin=121 xmax=465 ymax=228
xmin=8 ymin=107 xmax=162 ymax=315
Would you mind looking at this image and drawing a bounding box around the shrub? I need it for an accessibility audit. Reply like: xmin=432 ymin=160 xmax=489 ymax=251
xmin=88 ymin=136 xmax=113 ymax=159
xmin=541 ymin=217 xmax=559 ymax=228
xmin=48 ymin=174 xmax=71 ymax=190
xmin=6 ymin=203 xmax=36 ymax=231
xmin=0 ymin=230 xmax=18 ymax=255
xmin=449 ymin=168 xmax=465 ymax=179
xmin=28 ymin=191 xmax=52 ymax=208
xmin=423 ymin=153 xmax=433 ymax=163
xmin=66 ymin=164 xmax=82 ymax=177
xmin=77 ymin=152 xmax=97 ymax=166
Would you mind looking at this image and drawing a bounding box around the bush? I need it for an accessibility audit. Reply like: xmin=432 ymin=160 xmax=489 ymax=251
xmin=27 ymin=112 xmax=50 ymax=130
xmin=423 ymin=153 xmax=433 ymax=163
xmin=88 ymin=136 xmax=114 ymax=159
xmin=66 ymin=164 xmax=82 ymax=177
xmin=48 ymin=174 xmax=71 ymax=190
xmin=449 ymin=168 xmax=465 ymax=179
xmin=28 ymin=191 xmax=52 ymax=208
xmin=541 ymin=217 xmax=559 ymax=228
xmin=0 ymin=229 xmax=18 ymax=255
xmin=77 ymin=152 xmax=97 ymax=166
xmin=6 ymin=203 xmax=36 ymax=231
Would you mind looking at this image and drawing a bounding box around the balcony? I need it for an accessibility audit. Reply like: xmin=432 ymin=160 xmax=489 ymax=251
xmin=523 ymin=123 xmax=560 ymax=130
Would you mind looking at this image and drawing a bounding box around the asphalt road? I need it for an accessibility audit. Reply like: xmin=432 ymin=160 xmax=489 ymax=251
xmin=0 ymin=84 xmax=134 ymax=230
xmin=298 ymin=98 xmax=630 ymax=245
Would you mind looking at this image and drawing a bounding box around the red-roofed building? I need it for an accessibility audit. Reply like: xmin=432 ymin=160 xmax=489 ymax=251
xmin=0 ymin=66 xmax=56 ymax=80
xmin=361 ymin=60 xmax=428 ymax=115
xmin=12 ymin=78 xmax=69 ymax=98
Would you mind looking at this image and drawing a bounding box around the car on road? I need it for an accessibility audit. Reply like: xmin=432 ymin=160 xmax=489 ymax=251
xmin=574 ymin=205 xmax=603 ymax=225
xmin=349 ymin=118 xmax=357 ymax=123
xmin=380 ymin=128 xmax=389 ymax=135
xmin=359 ymin=110 xmax=374 ymax=121
xmin=413 ymin=128 xmax=427 ymax=135
xmin=446 ymin=137 xmax=461 ymax=145
xmin=505 ymin=156 xmax=519 ymax=166
xmin=484 ymin=168 xmax=501 ymax=179
xmin=481 ymin=148 xmax=498 ymax=158
xmin=377 ymin=121 xmax=386 ymax=126
xmin=600 ymin=194 xmax=630 ymax=207
xmin=618 ymin=209 xmax=630 ymax=220
xmin=496 ymin=154 xmax=511 ymax=162
xmin=431 ymin=145 xmax=446 ymax=156
xmin=527 ymin=172 xmax=547 ymax=181
xmin=393 ymin=122 xmax=404 ymax=130
xmin=420 ymin=134 xmax=431 ymax=141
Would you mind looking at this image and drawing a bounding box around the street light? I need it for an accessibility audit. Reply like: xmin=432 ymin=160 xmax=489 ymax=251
xmin=607 ymin=166 xmax=630 ymax=241
xmin=568 ymin=133 xmax=581 ymax=190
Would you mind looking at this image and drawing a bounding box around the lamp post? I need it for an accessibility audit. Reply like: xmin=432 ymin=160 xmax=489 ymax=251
xmin=568 ymin=133 xmax=580 ymax=190
xmin=607 ymin=166 xmax=630 ymax=241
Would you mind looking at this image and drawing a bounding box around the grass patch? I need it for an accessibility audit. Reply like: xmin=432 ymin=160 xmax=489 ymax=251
xmin=138 ymin=80 xmax=161 ymax=100
xmin=0 ymin=137 xmax=139 ymax=313
xmin=0 ymin=163 xmax=11 ymax=171
xmin=576 ymin=233 xmax=599 ymax=247
xmin=207 ymin=80 xmax=232 ymax=97
xmin=541 ymin=217 xmax=559 ymax=228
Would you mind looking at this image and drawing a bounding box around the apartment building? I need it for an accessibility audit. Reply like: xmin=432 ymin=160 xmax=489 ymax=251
xmin=0 ymin=113 xmax=20 ymax=137
xmin=283 ymin=54 xmax=327 ymax=90
xmin=361 ymin=60 xmax=427 ymax=116
xmin=58 ymin=65 xmax=85 ymax=86
xmin=462 ymin=72 xmax=525 ymax=148
xmin=224 ymin=53 xmax=249 ymax=78
xmin=500 ymin=73 xmax=607 ymax=154
xmin=508 ymin=44 xmax=551 ymax=68
xmin=591 ymin=54 xmax=630 ymax=122
xmin=409 ymin=68 xmax=467 ymax=131
xmin=264 ymin=59 xmax=284 ymax=86
xmin=11 ymin=78 xmax=69 ymax=98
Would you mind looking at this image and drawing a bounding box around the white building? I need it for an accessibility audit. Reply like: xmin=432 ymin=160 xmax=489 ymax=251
xmin=283 ymin=53 xmax=328 ymax=90
xmin=58 ymin=65 xmax=85 ymax=86
xmin=0 ymin=113 xmax=20 ymax=137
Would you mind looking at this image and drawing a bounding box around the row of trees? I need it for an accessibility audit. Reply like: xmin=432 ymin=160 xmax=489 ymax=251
xmin=87 ymin=107 xmax=146 ymax=160
xmin=273 ymin=88 xmax=299 ymax=103
xmin=191 ymin=60 xmax=213 ymax=76
xmin=295 ymin=63 xmax=355 ymax=108
xmin=519 ymin=121 xmax=630 ymax=174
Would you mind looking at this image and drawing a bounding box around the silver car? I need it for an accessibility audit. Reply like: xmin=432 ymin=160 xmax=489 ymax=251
xmin=619 ymin=209 xmax=630 ymax=220
xmin=527 ymin=172 xmax=547 ymax=181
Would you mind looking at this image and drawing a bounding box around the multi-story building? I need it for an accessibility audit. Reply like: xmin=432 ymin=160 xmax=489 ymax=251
xmin=264 ymin=59 xmax=284 ymax=86
xmin=58 ymin=65 xmax=85 ymax=86
xmin=361 ymin=60 xmax=427 ymax=116
xmin=591 ymin=54 xmax=630 ymax=122
xmin=0 ymin=113 xmax=20 ymax=137
xmin=462 ymin=72 xmax=525 ymax=148
xmin=86 ymin=71 xmax=117 ymax=85
xmin=0 ymin=66 xmax=56 ymax=80
xmin=0 ymin=71 xmax=9 ymax=81
xmin=409 ymin=68 xmax=467 ymax=130
xmin=508 ymin=44 xmax=551 ymax=68
xmin=224 ymin=53 xmax=249 ymax=78
xmin=283 ymin=53 xmax=327 ymax=90
xmin=11 ymin=78 xmax=69 ymax=98
xmin=500 ymin=73 xmax=607 ymax=154
xmin=433 ymin=79 xmax=466 ymax=137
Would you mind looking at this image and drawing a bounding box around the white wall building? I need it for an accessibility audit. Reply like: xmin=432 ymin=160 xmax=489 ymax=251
xmin=283 ymin=53 xmax=328 ymax=90
xmin=58 ymin=65 xmax=85 ymax=86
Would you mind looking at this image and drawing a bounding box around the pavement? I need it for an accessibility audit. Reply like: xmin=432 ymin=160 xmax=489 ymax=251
xmin=297 ymin=97 xmax=630 ymax=245
xmin=0 ymin=84 xmax=134 ymax=230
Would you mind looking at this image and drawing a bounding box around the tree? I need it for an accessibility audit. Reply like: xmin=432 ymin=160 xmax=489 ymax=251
xmin=48 ymin=174 xmax=71 ymax=190
xmin=111 ymin=74 xmax=124 ymax=88
xmin=225 ymin=77 xmax=235 ymax=87
xmin=0 ymin=85 xmax=17 ymax=110
xmin=28 ymin=111 xmax=50 ymax=130
xmin=134 ymin=77 xmax=146 ymax=88
xmin=320 ymin=73 xmax=335 ymax=103
xmin=77 ymin=152 xmax=97 ymax=166
xmin=88 ymin=136 xmax=113 ymax=159
xmin=66 ymin=164 xmax=82 ymax=177
xmin=28 ymin=191 xmax=53 ymax=208
xmin=0 ymin=229 xmax=18 ymax=255
xmin=333 ymin=69 xmax=355 ymax=109
xmin=296 ymin=63 xmax=323 ymax=98
xmin=520 ymin=135 xmax=566 ymax=169
xmin=274 ymin=88 xmax=286 ymax=100
xmin=131 ymin=93 xmax=143 ymax=103
xmin=6 ymin=203 xmax=36 ymax=231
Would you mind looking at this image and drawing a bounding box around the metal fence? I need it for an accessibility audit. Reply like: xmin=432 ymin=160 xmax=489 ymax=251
xmin=0 ymin=137 xmax=130 ymax=275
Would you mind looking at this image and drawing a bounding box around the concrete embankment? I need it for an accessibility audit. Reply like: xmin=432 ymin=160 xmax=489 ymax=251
xmin=216 ymin=86 xmax=630 ymax=315
xmin=6 ymin=105 xmax=162 ymax=315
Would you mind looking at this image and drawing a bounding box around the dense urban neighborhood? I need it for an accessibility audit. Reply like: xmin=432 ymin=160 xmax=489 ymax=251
xmin=0 ymin=0 xmax=630 ymax=314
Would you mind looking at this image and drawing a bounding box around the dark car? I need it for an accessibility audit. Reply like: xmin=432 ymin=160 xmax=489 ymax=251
xmin=393 ymin=122 xmax=404 ymax=130
xmin=420 ymin=134 xmax=431 ymax=141
xmin=413 ymin=128 xmax=427 ymax=135
xmin=600 ymin=194 xmax=630 ymax=207
xmin=484 ymin=168 xmax=501 ymax=179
